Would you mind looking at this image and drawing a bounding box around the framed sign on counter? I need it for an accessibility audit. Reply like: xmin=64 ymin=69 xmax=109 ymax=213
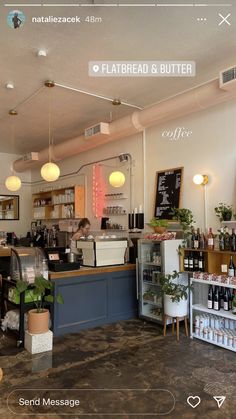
xmin=154 ymin=167 xmax=183 ymax=219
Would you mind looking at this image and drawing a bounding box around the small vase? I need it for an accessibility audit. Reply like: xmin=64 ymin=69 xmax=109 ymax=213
xmin=222 ymin=212 xmax=232 ymax=221
xmin=28 ymin=309 xmax=49 ymax=334
xmin=154 ymin=226 xmax=167 ymax=234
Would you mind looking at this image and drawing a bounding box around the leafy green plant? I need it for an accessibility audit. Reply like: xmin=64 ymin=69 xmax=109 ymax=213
xmin=214 ymin=203 xmax=232 ymax=221
xmin=16 ymin=276 xmax=64 ymax=313
xmin=147 ymin=218 xmax=169 ymax=228
xmin=171 ymin=208 xmax=195 ymax=250
xmin=159 ymin=270 xmax=193 ymax=303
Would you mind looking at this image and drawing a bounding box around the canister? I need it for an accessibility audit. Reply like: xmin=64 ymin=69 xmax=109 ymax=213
xmin=203 ymin=328 xmax=208 ymax=339
xmin=228 ymin=335 xmax=233 ymax=347
xmin=194 ymin=316 xmax=200 ymax=327
xmin=214 ymin=318 xmax=220 ymax=330
xmin=208 ymin=328 xmax=213 ymax=341
xmin=217 ymin=330 xmax=223 ymax=344
xmin=194 ymin=326 xmax=200 ymax=336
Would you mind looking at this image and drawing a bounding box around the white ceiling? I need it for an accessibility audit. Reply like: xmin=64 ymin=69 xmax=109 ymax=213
xmin=0 ymin=0 xmax=236 ymax=154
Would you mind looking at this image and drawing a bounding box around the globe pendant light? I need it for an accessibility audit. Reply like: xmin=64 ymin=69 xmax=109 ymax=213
xmin=5 ymin=110 xmax=22 ymax=192
xmin=5 ymin=175 xmax=22 ymax=191
xmin=109 ymin=171 xmax=126 ymax=188
xmin=41 ymin=81 xmax=60 ymax=182
xmin=41 ymin=161 xmax=60 ymax=182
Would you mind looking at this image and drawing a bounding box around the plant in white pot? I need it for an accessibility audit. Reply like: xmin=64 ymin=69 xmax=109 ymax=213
xmin=16 ymin=276 xmax=64 ymax=334
xmin=160 ymin=270 xmax=192 ymax=317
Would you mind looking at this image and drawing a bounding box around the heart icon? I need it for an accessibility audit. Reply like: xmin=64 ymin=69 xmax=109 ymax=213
xmin=187 ymin=396 xmax=201 ymax=409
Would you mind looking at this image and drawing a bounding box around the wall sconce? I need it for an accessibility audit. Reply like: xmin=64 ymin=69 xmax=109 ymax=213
xmin=192 ymin=173 xmax=209 ymax=231
xmin=193 ymin=174 xmax=209 ymax=185
xmin=109 ymin=171 xmax=126 ymax=188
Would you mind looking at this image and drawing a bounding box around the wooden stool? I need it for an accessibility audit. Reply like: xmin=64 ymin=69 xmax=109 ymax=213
xmin=163 ymin=315 xmax=188 ymax=342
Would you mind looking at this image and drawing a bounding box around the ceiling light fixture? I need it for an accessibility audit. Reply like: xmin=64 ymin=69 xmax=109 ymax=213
xmin=6 ymin=83 xmax=14 ymax=89
xmin=112 ymin=98 xmax=121 ymax=106
xmin=40 ymin=81 xmax=60 ymax=182
xmin=5 ymin=111 xmax=22 ymax=192
xmin=37 ymin=49 xmax=47 ymax=57
xmin=109 ymin=171 xmax=126 ymax=188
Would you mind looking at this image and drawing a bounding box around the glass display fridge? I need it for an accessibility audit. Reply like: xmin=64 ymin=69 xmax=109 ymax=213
xmin=10 ymin=247 xmax=48 ymax=283
xmin=137 ymin=239 xmax=182 ymax=323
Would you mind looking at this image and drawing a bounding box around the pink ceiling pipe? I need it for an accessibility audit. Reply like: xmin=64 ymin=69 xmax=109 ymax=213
xmin=13 ymin=78 xmax=236 ymax=173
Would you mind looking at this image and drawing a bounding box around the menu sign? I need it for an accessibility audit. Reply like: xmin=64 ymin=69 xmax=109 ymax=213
xmin=154 ymin=167 xmax=183 ymax=219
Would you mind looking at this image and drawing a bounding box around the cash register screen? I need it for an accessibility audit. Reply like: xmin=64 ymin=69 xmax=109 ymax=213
xmin=48 ymin=253 xmax=60 ymax=261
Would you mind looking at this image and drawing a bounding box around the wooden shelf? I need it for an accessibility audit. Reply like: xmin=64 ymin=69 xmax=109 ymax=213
xmin=180 ymin=248 xmax=236 ymax=275
xmin=32 ymin=186 xmax=84 ymax=221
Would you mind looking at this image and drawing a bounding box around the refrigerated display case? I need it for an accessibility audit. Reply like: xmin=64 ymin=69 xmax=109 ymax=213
xmin=137 ymin=239 xmax=182 ymax=324
xmin=10 ymin=247 xmax=48 ymax=283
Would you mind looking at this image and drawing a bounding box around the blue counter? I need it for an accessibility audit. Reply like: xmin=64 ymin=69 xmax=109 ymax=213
xmin=50 ymin=264 xmax=137 ymax=336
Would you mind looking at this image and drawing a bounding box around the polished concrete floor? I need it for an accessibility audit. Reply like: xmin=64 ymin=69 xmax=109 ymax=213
xmin=0 ymin=319 xmax=235 ymax=419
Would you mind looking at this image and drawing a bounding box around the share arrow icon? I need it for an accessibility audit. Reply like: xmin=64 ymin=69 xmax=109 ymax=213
xmin=213 ymin=396 xmax=226 ymax=408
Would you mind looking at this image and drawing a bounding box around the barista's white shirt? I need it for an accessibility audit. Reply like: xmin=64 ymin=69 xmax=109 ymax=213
xmin=70 ymin=238 xmax=79 ymax=254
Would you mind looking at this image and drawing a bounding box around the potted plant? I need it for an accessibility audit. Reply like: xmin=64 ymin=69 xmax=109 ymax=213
xmin=214 ymin=203 xmax=232 ymax=221
xmin=147 ymin=218 xmax=169 ymax=234
xmin=159 ymin=270 xmax=192 ymax=317
xmin=171 ymin=208 xmax=195 ymax=249
xmin=16 ymin=276 xmax=64 ymax=334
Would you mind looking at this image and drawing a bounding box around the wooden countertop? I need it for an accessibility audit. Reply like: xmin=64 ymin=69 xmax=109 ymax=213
xmin=0 ymin=246 xmax=12 ymax=257
xmin=50 ymin=263 xmax=136 ymax=279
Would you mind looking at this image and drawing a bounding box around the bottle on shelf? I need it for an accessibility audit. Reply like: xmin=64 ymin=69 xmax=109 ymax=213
xmin=199 ymin=230 xmax=206 ymax=250
xmin=208 ymin=285 xmax=214 ymax=309
xmin=228 ymin=255 xmax=235 ymax=277
xmin=219 ymin=227 xmax=225 ymax=251
xmin=213 ymin=286 xmax=220 ymax=311
xmin=220 ymin=287 xmax=224 ymax=309
xmin=188 ymin=252 xmax=194 ymax=271
xmin=198 ymin=252 xmax=204 ymax=272
xmin=228 ymin=288 xmax=232 ymax=310
xmin=223 ymin=287 xmax=229 ymax=311
xmin=193 ymin=252 xmax=199 ymax=271
xmin=224 ymin=227 xmax=231 ymax=251
xmin=232 ymin=290 xmax=236 ymax=315
xmin=184 ymin=252 xmax=189 ymax=271
xmin=193 ymin=229 xmax=199 ymax=249
xmin=231 ymin=228 xmax=236 ymax=252
xmin=207 ymin=228 xmax=214 ymax=250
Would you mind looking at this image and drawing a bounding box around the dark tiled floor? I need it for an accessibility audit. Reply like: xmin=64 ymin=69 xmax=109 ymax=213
xmin=0 ymin=319 xmax=236 ymax=419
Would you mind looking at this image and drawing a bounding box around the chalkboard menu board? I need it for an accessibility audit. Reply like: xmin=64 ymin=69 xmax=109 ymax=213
xmin=154 ymin=167 xmax=183 ymax=219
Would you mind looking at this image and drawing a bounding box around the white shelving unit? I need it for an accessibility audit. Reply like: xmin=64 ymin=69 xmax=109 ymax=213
xmin=190 ymin=278 xmax=236 ymax=352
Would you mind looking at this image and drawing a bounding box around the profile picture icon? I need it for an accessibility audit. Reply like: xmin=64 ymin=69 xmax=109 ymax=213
xmin=7 ymin=10 xmax=25 ymax=29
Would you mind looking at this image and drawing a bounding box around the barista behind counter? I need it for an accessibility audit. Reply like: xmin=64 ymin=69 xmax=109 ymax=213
xmin=70 ymin=218 xmax=93 ymax=255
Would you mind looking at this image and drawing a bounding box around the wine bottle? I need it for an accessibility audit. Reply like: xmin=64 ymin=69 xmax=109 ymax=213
xmin=184 ymin=252 xmax=189 ymax=271
xmin=191 ymin=228 xmax=195 ymax=249
xmin=208 ymin=285 xmax=213 ymax=309
xmin=224 ymin=227 xmax=231 ymax=251
xmin=219 ymin=227 xmax=225 ymax=251
xmin=198 ymin=252 xmax=204 ymax=272
xmin=232 ymin=290 xmax=236 ymax=315
xmin=228 ymin=289 xmax=232 ymax=310
xmin=193 ymin=230 xmax=199 ymax=249
xmin=220 ymin=287 xmax=224 ymax=309
xmin=199 ymin=231 xmax=205 ymax=250
xmin=231 ymin=228 xmax=236 ymax=252
xmin=228 ymin=255 xmax=235 ymax=277
xmin=193 ymin=252 xmax=199 ymax=271
xmin=213 ymin=286 xmax=220 ymax=311
xmin=188 ymin=252 xmax=194 ymax=271
xmin=223 ymin=288 xmax=229 ymax=311
xmin=207 ymin=228 xmax=214 ymax=250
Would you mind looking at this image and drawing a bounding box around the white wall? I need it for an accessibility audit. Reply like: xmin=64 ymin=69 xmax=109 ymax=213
xmin=29 ymin=98 xmax=236 ymax=234
xmin=146 ymin=99 xmax=236 ymax=232
xmin=31 ymin=134 xmax=144 ymax=231
xmin=0 ymin=153 xmax=32 ymax=235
